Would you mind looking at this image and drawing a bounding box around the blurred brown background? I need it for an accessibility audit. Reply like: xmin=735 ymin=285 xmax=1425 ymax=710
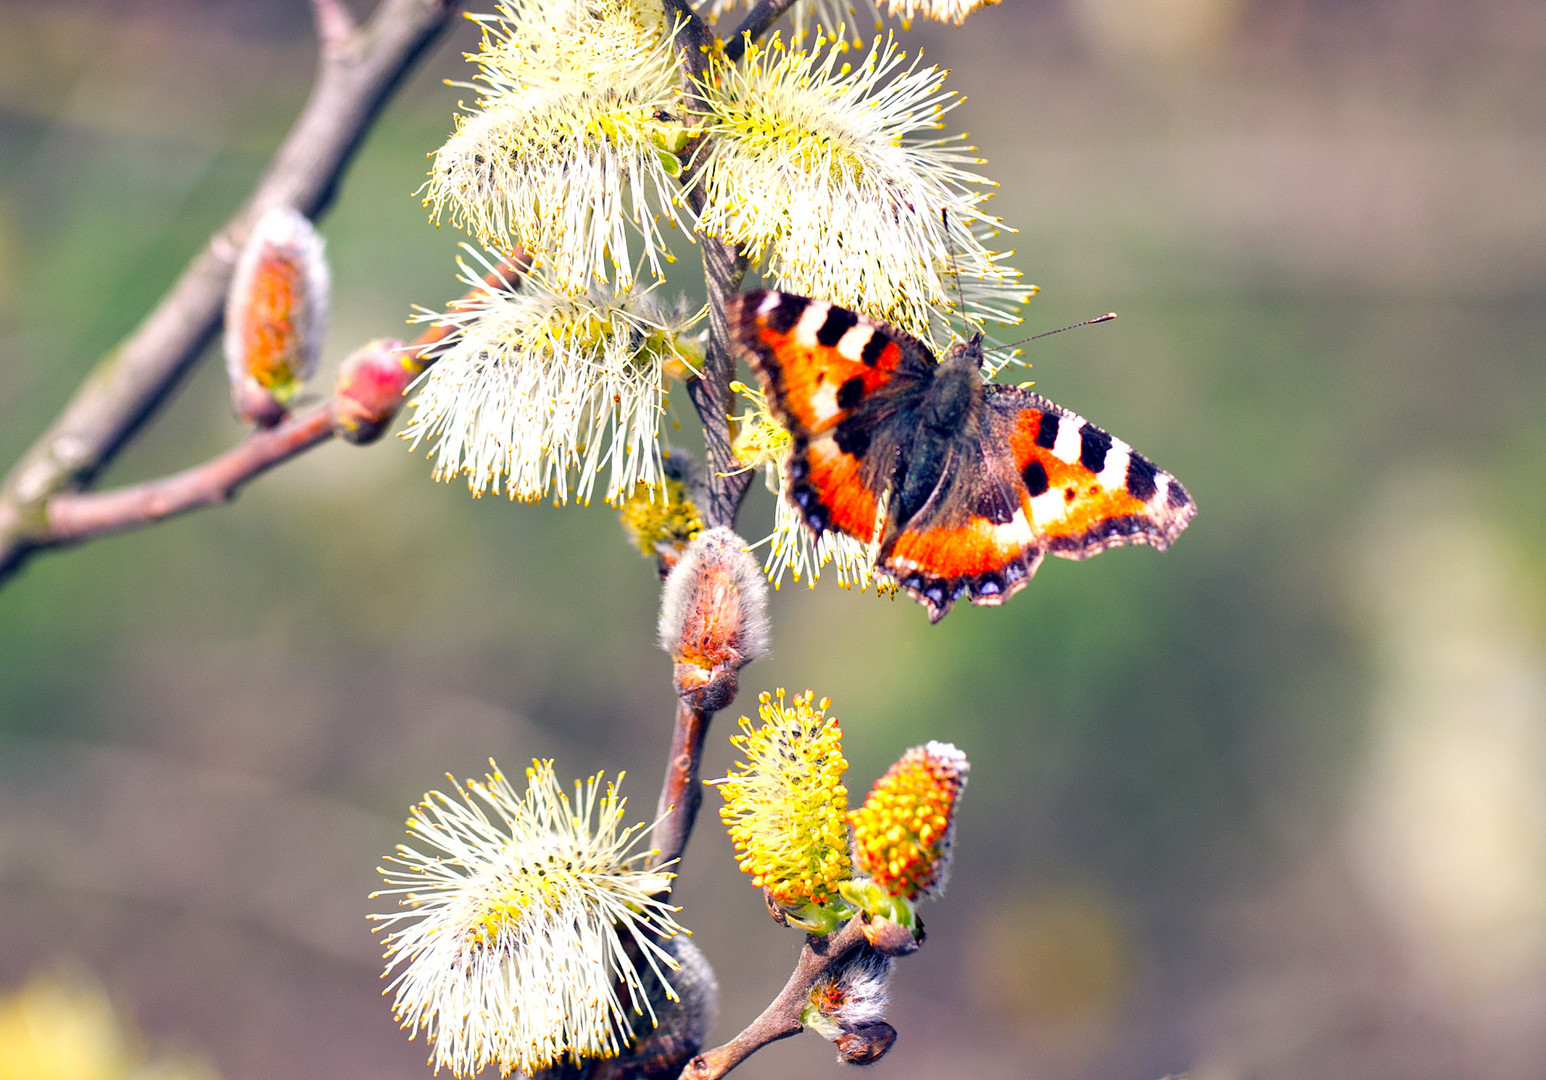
xmin=1 ymin=0 xmax=1544 ymax=1077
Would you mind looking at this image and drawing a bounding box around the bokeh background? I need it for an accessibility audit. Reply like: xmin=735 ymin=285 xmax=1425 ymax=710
xmin=2 ymin=0 xmax=1544 ymax=1077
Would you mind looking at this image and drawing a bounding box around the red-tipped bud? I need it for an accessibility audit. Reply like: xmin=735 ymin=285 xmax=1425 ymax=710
xmin=659 ymin=528 xmax=770 ymax=711
xmin=332 ymin=338 xmax=415 ymax=444
xmin=835 ymin=1022 xmax=897 ymax=1065
xmin=850 ymin=741 xmax=970 ymax=902
xmin=859 ymin=913 xmax=923 ymax=955
xmin=225 ymin=206 xmax=329 ymax=425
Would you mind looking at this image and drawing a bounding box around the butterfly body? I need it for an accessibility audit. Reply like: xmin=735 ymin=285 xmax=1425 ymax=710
xmin=728 ymin=290 xmax=1195 ymax=622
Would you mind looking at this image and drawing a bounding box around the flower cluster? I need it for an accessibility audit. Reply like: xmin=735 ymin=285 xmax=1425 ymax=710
xmin=410 ymin=0 xmax=1026 ymax=513
xmin=705 ymin=0 xmax=1000 ymax=41
xmin=693 ymin=32 xmax=1027 ymax=349
xmin=372 ymin=760 xmax=686 ymax=1077
xmin=403 ymin=249 xmax=700 ymax=504
xmin=713 ymin=690 xmax=970 ymax=932
xmin=424 ymin=0 xmax=689 ymax=291
xmin=715 ymin=690 xmax=853 ymax=925
xmin=849 ymin=740 xmax=970 ymax=901
xmin=619 ymin=473 xmax=705 ymax=560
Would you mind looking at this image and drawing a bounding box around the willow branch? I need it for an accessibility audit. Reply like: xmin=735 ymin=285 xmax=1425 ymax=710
xmin=686 ymin=231 xmax=754 ymax=531
xmin=0 ymin=0 xmax=463 ymax=584
xmin=650 ymin=699 xmax=714 ymax=892
xmin=38 ymin=412 xmax=337 ymax=545
xmin=724 ymin=0 xmax=799 ymax=61
xmin=9 ymin=262 xmax=517 ymax=552
xmin=678 ymin=919 xmax=868 ymax=1080
xmin=662 ymin=0 xmax=754 ymax=531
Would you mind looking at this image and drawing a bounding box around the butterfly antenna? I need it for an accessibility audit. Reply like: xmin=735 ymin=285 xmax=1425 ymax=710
xmin=1026 ymin=312 xmax=1118 ymax=342
xmin=983 ymin=312 xmax=1117 ymax=370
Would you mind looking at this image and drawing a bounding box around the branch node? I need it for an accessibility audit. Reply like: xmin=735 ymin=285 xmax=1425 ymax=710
xmin=311 ymin=0 xmax=359 ymax=53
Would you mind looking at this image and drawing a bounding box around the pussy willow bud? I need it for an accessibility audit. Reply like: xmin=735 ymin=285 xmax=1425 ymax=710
xmin=331 ymin=338 xmax=414 ymax=445
xmin=802 ymin=945 xmax=895 ymax=1064
xmin=835 ymin=1022 xmax=898 ymax=1065
xmin=225 ymin=206 xmax=329 ymax=426
xmin=658 ymin=528 xmax=770 ymax=711
xmin=622 ymin=936 xmax=719 ymax=1077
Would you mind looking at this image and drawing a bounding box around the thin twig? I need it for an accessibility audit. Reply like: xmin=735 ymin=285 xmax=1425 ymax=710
xmin=660 ymin=0 xmax=755 ymax=531
xmin=41 ymin=412 xmax=337 ymax=546
xmin=724 ymin=0 xmax=800 ymax=61
xmin=0 ymin=0 xmax=463 ymax=585
xmin=309 ymin=0 xmax=359 ymax=48
xmin=17 ymin=262 xmax=517 ymax=552
xmin=679 ymin=918 xmax=868 ymax=1080
xmin=650 ymin=698 xmax=714 ymax=890
xmin=662 ymin=0 xmax=712 ymax=62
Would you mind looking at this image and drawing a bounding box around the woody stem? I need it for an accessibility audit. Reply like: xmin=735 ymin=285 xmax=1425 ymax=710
xmin=650 ymin=699 xmax=714 ymax=889
xmin=725 ymin=0 xmax=800 ymax=61
xmin=0 ymin=0 xmax=463 ymax=587
xmin=9 ymin=263 xmax=519 ymax=552
xmin=678 ymin=919 xmax=868 ymax=1080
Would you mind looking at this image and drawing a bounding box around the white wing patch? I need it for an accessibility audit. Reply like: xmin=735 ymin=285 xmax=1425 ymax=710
xmin=792 ymin=301 xmax=832 ymax=349
xmin=1050 ymin=415 xmax=1085 ymax=465
xmin=1095 ymin=438 xmax=1132 ymax=491
xmin=836 ymin=323 xmax=875 ymax=362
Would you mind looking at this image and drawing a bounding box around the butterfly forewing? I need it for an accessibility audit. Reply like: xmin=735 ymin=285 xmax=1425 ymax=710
xmin=726 ymin=290 xmax=932 ymax=436
xmin=728 ymin=290 xmax=930 ymax=540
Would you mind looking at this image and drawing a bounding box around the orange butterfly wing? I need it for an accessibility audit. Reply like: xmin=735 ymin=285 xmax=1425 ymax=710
xmin=879 ymin=389 xmax=1194 ymax=621
xmin=728 ymin=290 xmax=931 ymax=541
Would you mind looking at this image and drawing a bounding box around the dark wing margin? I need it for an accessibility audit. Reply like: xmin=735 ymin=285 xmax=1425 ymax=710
xmin=876 ymin=436 xmax=1045 ymax=624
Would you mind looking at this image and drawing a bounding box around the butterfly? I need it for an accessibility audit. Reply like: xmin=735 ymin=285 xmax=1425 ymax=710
xmin=726 ymin=290 xmax=1196 ymax=622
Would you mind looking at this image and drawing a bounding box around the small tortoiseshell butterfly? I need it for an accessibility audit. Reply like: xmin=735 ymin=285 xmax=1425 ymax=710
xmin=727 ymin=290 xmax=1196 ymax=622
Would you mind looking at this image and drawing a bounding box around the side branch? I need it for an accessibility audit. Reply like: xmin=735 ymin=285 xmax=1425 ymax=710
xmin=40 ymin=412 xmax=336 ymax=546
xmin=679 ymin=918 xmax=868 ymax=1080
xmin=724 ymin=0 xmax=799 ymax=61
xmin=0 ymin=0 xmax=462 ymax=583
xmin=662 ymin=0 xmax=754 ymax=530
xmin=7 ymin=262 xmax=517 ymax=554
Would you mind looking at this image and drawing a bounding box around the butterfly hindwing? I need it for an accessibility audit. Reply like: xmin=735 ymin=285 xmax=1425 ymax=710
xmin=877 ymin=389 xmax=1194 ymax=620
xmin=877 ymin=435 xmax=1046 ymax=622
xmin=989 ymin=387 xmax=1194 ymax=559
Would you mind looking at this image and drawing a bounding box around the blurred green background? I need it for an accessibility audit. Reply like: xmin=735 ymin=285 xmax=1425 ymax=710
xmin=2 ymin=0 xmax=1544 ymax=1077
